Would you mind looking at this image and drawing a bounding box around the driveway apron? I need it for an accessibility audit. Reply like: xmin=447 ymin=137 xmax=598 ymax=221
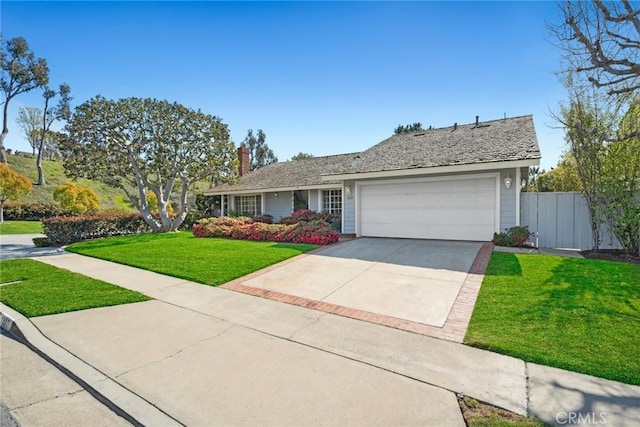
xmin=240 ymin=238 xmax=483 ymax=327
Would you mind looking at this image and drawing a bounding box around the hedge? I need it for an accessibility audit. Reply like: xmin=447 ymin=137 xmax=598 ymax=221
xmin=193 ymin=216 xmax=339 ymax=245
xmin=42 ymin=210 xmax=151 ymax=245
xmin=2 ymin=202 xmax=76 ymax=221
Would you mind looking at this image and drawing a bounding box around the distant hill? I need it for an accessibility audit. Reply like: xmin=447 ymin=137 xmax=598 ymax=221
xmin=6 ymin=153 xmax=134 ymax=211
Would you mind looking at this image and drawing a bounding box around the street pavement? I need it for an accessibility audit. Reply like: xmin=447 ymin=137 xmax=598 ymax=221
xmin=0 ymin=333 xmax=132 ymax=427
xmin=0 ymin=234 xmax=65 ymax=260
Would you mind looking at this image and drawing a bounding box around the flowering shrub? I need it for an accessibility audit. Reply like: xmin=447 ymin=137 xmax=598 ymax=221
xmin=252 ymin=214 xmax=274 ymax=224
xmin=279 ymin=209 xmax=341 ymax=232
xmin=193 ymin=216 xmax=339 ymax=245
xmin=43 ymin=210 xmax=150 ymax=244
xmin=492 ymin=226 xmax=531 ymax=247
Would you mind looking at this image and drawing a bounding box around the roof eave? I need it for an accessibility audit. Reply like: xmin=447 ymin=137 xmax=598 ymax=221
xmin=321 ymin=158 xmax=541 ymax=181
xmin=203 ymin=182 xmax=342 ymax=196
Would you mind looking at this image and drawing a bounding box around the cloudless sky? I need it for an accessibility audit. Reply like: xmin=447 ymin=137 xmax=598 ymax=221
xmin=3 ymin=1 xmax=569 ymax=169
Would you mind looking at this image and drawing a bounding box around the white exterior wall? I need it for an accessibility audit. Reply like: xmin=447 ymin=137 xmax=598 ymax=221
xmin=264 ymin=191 xmax=293 ymax=221
xmin=499 ymin=168 xmax=517 ymax=231
xmin=308 ymin=189 xmax=319 ymax=211
xmin=342 ymin=180 xmax=356 ymax=234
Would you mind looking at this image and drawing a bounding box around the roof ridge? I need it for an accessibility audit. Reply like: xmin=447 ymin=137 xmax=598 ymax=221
xmin=285 ymin=151 xmax=360 ymax=163
xmin=424 ymin=114 xmax=533 ymax=132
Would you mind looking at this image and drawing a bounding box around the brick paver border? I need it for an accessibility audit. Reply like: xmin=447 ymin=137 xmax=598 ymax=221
xmin=221 ymin=241 xmax=494 ymax=343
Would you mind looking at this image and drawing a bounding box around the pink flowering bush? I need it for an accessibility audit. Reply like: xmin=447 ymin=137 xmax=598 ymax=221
xmin=279 ymin=209 xmax=341 ymax=232
xmin=192 ymin=216 xmax=339 ymax=245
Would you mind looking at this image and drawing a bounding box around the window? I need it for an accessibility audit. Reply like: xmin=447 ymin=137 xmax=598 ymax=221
xmin=322 ymin=189 xmax=342 ymax=214
xmin=234 ymin=195 xmax=262 ymax=216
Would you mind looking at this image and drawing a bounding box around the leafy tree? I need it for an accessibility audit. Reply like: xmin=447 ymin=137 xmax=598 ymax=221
xmin=36 ymin=84 xmax=71 ymax=185
xmin=556 ymin=87 xmax=615 ymax=251
xmin=527 ymin=166 xmax=542 ymax=191
xmin=551 ymin=1 xmax=640 ymax=96
xmin=53 ymin=182 xmax=99 ymax=213
xmin=0 ymin=163 xmax=31 ymax=222
xmin=61 ymin=96 xmax=237 ymax=232
xmin=241 ymin=129 xmax=277 ymax=170
xmin=394 ymin=122 xmax=424 ymax=134
xmin=533 ymin=153 xmax=582 ymax=192
xmin=0 ymin=36 xmax=49 ymax=163
xmin=16 ymin=106 xmax=41 ymax=155
xmin=599 ymin=99 xmax=640 ymax=255
xmin=291 ymin=152 xmax=314 ymax=161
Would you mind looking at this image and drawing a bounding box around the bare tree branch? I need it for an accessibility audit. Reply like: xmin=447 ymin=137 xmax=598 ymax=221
xmin=553 ymin=1 xmax=640 ymax=96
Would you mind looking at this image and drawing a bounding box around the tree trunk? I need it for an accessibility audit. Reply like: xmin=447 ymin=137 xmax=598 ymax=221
xmin=0 ymin=201 xmax=4 ymax=223
xmin=36 ymin=141 xmax=45 ymax=186
xmin=0 ymin=100 xmax=9 ymax=164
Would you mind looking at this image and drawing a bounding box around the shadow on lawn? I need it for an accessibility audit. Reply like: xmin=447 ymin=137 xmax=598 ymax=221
xmin=483 ymin=252 xmax=523 ymax=276
xmin=541 ymin=257 xmax=640 ymax=319
xmin=67 ymin=232 xmax=183 ymax=250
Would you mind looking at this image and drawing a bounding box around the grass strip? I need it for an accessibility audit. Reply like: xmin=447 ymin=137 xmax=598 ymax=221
xmin=0 ymin=259 xmax=149 ymax=317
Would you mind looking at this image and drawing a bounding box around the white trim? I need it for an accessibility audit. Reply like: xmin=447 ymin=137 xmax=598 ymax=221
xmin=205 ymin=183 xmax=340 ymax=196
xmin=261 ymin=193 xmax=265 ymax=216
xmin=341 ymin=184 xmax=345 ymax=234
xmin=515 ymin=167 xmax=521 ymax=226
xmin=355 ymin=172 xmax=501 ymax=237
xmin=319 ymin=187 xmax=343 ymax=214
xmin=322 ymin=159 xmax=540 ymax=182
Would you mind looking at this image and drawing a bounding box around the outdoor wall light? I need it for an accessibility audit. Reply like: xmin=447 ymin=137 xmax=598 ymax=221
xmin=521 ymin=179 xmax=527 ymax=189
xmin=274 ymin=192 xmax=279 ymax=199
xmin=504 ymin=174 xmax=512 ymax=189
xmin=345 ymin=186 xmax=352 ymax=197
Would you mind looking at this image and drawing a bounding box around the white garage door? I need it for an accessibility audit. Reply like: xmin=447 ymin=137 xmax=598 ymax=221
xmin=359 ymin=176 xmax=497 ymax=241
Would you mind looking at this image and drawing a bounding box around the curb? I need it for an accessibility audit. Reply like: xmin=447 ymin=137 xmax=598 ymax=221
xmin=0 ymin=304 xmax=183 ymax=427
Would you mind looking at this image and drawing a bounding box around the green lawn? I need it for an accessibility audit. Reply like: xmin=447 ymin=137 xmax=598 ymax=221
xmin=0 ymin=259 xmax=149 ymax=317
xmin=0 ymin=220 xmax=43 ymax=235
xmin=67 ymin=232 xmax=318 ymax=286
xmin=465 ymin=252 xmax=640 ymax=386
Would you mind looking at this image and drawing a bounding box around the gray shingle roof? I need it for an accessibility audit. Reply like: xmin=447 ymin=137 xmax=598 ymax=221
xmin=207 ymin=115 xmax=540 ymax=194
xmin=333 ymin=115 xmax=540 ymax=176
xmin=205 ymin=152 xmax=359 ymax=194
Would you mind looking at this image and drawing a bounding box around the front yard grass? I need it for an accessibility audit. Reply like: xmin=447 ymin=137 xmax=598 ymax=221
xmin=67 ymin=232 xmax=318 ymax=286
xmin=465 ymin=252 xmax=640 ymax=386
xmin=0 ymin=259 xmax=149 ymax=317
xmin=0 ymin=220 xmax=42 ymax=235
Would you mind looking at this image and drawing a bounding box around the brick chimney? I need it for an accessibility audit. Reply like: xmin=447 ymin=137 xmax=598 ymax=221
xmin=237 ymin=146 xmax=250 ymax=176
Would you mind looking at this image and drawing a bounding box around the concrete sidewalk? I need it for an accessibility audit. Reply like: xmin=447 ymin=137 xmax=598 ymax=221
xmin=4 ymin=252 xmax=640 ymax=425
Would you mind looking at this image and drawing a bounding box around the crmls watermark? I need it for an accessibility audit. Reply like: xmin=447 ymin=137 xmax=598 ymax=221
xmin=556 ymin=412 xmax=607 ymax=425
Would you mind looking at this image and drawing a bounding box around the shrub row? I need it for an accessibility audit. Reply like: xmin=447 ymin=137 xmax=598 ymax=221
xmin=193 ymin=216 xmax=339 ymax=245
xmin=42 ymin=210 xmax=151 ymax=245
xmin=2 ymin=202 xmax=76 ymax=221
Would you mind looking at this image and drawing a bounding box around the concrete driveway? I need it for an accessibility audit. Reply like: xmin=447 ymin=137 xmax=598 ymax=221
xmin=241 ymin=238 xmax=483 ymax=327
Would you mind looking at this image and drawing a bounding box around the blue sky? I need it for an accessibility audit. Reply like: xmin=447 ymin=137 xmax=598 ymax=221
xmin=3 ymin=1 xmax=568 ymax=169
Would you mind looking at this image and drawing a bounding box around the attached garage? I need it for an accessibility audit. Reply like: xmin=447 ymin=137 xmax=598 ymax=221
xmin=357 ymin=174 xmax=499 ymax=241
